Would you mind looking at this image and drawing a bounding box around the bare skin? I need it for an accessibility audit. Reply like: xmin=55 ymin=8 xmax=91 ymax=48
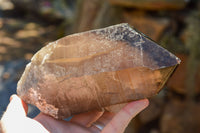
xmin=0 ymin=95 xmax=149 ymax=133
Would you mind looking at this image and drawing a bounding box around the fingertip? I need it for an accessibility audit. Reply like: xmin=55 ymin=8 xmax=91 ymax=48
xmin=134 ymin=98 xmax=149 ymax=107
xmin=140 ymin=98 xmax=149 ymax=107
xmin=8 ymin=94 xmax=28 ymax=116
xmin=122 ymin=99 xmax=149 ymax=116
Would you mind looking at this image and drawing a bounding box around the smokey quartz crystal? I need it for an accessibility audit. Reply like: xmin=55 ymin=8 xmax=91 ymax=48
xmin=17 ymin=23 xmax=180 ymax=119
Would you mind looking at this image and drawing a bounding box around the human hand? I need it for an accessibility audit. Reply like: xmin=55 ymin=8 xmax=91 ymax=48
xmin=0 ymin=95 xmax=148 ymax=133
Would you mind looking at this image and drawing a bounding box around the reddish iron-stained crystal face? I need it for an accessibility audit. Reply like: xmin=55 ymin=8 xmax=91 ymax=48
xmin=17 ymin=23 xmax=180 ymax=119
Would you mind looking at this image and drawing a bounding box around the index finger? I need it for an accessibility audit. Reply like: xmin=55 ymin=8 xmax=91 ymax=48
xmin=102 ymin=99 xmax=149 ymax=133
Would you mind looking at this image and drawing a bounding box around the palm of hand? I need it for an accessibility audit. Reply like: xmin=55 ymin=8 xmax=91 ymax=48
xmin=0 ymin=95 xmax=148 ymax=133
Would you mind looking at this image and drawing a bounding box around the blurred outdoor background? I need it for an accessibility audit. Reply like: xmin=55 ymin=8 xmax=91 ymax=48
xmin=0 ymin=0 xmax=200 ymax=133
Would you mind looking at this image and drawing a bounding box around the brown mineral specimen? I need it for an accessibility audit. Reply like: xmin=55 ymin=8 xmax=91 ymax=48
xmin=17 ymin=23 xmax=180 ymax=119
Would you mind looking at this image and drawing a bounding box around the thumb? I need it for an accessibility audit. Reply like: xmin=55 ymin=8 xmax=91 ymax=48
xmin=3 ymin=94 xmax=28 ymax=119
xmin=0 ymin=95 xmax=28 ymax=132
